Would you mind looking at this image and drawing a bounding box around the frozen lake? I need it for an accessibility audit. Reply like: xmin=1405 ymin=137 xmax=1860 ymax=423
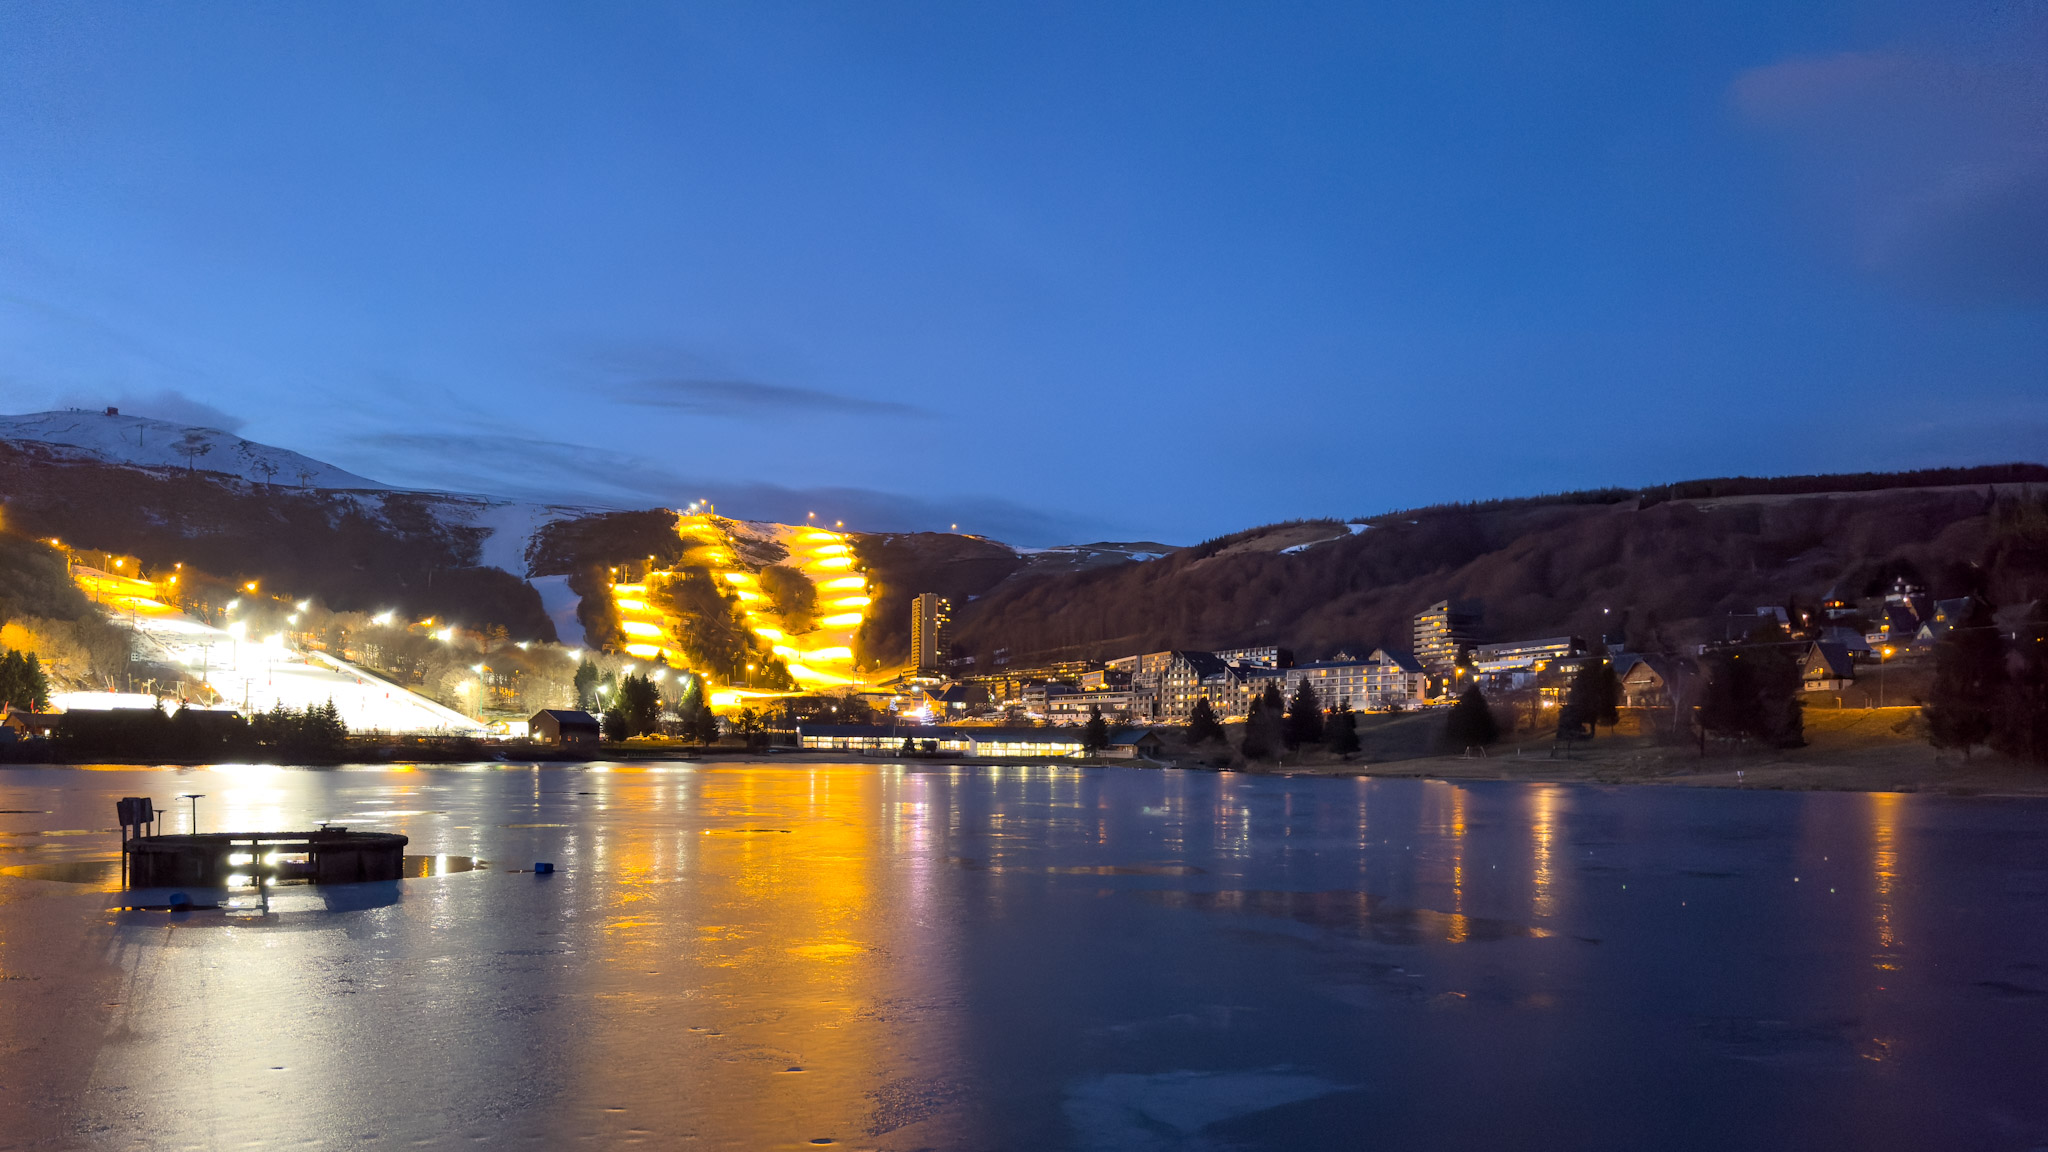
xmin=2 ymin=763 xmax=2046 ymax=1150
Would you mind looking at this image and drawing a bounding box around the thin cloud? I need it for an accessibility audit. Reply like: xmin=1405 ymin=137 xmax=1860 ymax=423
xmin=1731 ymin=20 xmax=2048 ymax=305
xmin=614 ymin=378 xmax=928 ymax=419
xmin=343 ymin=429 xmax=1101 ymax=545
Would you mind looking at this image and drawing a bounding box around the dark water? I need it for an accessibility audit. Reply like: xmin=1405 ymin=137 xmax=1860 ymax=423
xmin=1 ymin=763 xmax=2045 ymax=1151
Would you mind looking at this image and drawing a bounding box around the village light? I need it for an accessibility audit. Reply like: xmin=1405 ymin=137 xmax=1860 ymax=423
xmin=246 ymin=582 xmax=257 ymax=592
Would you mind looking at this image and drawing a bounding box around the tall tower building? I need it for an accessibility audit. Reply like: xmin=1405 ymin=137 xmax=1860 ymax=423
xmin=911 ymin=592 xmax=951 ymax=676
xmin=1413 ymin=599 xmax=1480 ymax=671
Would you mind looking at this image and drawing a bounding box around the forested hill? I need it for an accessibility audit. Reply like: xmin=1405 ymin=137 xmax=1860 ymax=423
xmin=943 ymin=476 xmax=2048 ymax=669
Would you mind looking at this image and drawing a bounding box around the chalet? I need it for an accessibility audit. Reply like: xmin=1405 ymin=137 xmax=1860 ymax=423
xmin=530 ymin=709 xmax=601 ymax=748
xmin=1616 ymin=655 xmax=1680 ymax=710
xmin=1865 ymin=604 xmax=1920 ymax=651
xmin=1916 ymin=597 xmax=1977 ymax=646
xmin=1819 ymin=625 xmax=1873 ymax=659
xmin=1801 ymin=642 xmax=1855 ymax=692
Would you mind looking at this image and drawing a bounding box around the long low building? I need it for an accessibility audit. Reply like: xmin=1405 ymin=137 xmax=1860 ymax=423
xmin=797 ymin=724 xmax=1163 ymax=759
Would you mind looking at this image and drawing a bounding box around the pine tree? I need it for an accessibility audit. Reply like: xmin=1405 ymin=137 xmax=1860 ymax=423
xmin=1443 ymin=686 xmax=1499 ymax=752
xmin=602 ymin=707 xmax=630 ymax=742
xmin=1186 ymin=698 xmax=1226 ymax=745
xmin=1082 ymin=705 xmax=1109 ymax=754
xmin=573 ymin=659 xmax=600 ymax=711
xmin=1993 ymin=601 xmax=2048 ymax=763
xmin=1699 ymin=631 xmax=1804 ymax=749
xmin=1925 ymin=597 xmax=2004 ymax=758
xmin=1285 ymin=681 xmax=1323 ymax=749
xmin=620 ymin=673 xmax=663 ymax=738
xmin=692 ymin=706 xmax=722 ymax=745
xmin=1261 ymin=682 xmax=1285 ymax=714
xmin=1325 ymin=701 xmax=1361 ymax=757
xmin=1240 ymin=694 xmax=1284 ymax=761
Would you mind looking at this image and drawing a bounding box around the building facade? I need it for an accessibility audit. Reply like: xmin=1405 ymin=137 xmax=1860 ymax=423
xmin=1413 ymin=600 xmax=1481 ymax=672
xmin=910 ymin=592 xmax=951 ymax=676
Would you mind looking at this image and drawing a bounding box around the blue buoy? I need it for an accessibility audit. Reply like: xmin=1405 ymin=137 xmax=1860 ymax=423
xmin=167 ymin=891 xmax=192 ymax=910
xmin=534 ymin=862 xmax=555 ymax=875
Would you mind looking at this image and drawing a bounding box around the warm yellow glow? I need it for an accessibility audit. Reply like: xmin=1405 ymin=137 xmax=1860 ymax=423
xmin=722 ymin=572 xmax=753 ymax=585
xmin=612 ymin=583 xmax=647 ymax=594
xmin=753 ymin=626 xmax=786 ymax=641
xmin=621 ymin=621 xmax=663 ymax=638
xmin=809 ymin=556 xmax=853 ymax=570
xmin=829 ymin=596 xmax=872 ymax=608
xmin=614 ymin=598 xmax=649 ymax=612
xmin=811 ymin=544 xmax=849 ymax=557
xmin=802 ymin=647 xmax=854 ymax=662
xmin=820 ymin=614 xmax=863 ymax=628
xmin=773 ymin=644 xmax=799 ymax=659
xmin=733 ymin=589 xmax=763 ymax=602
xmin=799 ymin=531 xmax=839 ymax=542
xmin=822 ymin=576 xmax=865 ymax=590
xmin=625 ymin=643 xmax=666 ymax=660
xmin=785 ymin=662 xmax=853 ymax=685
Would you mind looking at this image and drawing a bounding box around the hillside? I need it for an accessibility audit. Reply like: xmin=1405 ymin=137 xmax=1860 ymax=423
xmin=0 ymin=439 xmax=560 ymax=640
xmin=944 ymin=480 xmax=2048 ymax=667
xmin=6 ymin=407 xmax=2046 ymax=679
xmin=0 ymin=410 xmax=388 ymax=489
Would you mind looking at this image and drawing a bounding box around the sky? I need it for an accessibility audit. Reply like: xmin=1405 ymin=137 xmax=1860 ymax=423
xmin=0 ymin=2 xmax=2043 ymax=546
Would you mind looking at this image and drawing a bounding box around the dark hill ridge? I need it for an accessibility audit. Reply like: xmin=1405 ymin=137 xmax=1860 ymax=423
xmin=2 ymin=412 xmax=2043 ymax=669
xmin=944 ymin=480 xmax=2048 ymax=668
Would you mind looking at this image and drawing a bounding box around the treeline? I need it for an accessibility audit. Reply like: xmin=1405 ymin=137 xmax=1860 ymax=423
xmin=0 ymin=649 xmax=51 ymax=711
xmin=574 ymin=663 xmax=720 ymax=743
xmin=1922 ymin=600 xmax=2048 ymax=761
xmin=1181 ymin=681 xmax=1364 ymax=762
xmin=45 ymin=701 xmax=349 ymax=762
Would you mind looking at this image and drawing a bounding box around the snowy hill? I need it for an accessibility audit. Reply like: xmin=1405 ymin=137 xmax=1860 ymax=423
xmin=0 ymin=409 xmax=389 ymax=490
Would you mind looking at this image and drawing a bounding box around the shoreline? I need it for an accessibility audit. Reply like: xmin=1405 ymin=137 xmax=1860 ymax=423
xmin=9 ymin=743 xmax=2044 ymax=797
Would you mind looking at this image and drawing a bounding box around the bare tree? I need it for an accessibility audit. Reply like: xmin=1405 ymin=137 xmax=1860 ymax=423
xmin=252 ymin=458 xmax=279 ymax=485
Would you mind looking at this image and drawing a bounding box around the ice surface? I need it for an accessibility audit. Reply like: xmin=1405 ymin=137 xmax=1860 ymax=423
xmin=3 ymin=767 xmax=2047 ymax=1150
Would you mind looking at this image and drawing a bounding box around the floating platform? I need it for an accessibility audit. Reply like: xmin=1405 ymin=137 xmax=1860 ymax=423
xmin=125 ymin=829 xmax=409 ymax=887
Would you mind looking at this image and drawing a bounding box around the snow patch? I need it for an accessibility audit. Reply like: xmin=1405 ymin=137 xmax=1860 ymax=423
xmin=0 ymin=410 xmax=388 ymax=489
xmin=532 ymin=574 xmax=585 ymax=648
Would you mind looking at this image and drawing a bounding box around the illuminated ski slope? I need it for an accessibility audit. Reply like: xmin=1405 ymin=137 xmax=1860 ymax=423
xmin=608 ymin=512 xmax=872 ymax=697
xmin=73 ymin=567 xmax=486 ymax=734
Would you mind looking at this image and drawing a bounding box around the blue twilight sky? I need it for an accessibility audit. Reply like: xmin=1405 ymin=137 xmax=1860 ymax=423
xmin=0 ymin=3 xmax=2044 ymax=546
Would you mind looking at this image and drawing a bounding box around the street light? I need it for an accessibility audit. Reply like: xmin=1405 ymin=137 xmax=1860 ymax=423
xmin=180 ymin=794 xmax=205 ymax=833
